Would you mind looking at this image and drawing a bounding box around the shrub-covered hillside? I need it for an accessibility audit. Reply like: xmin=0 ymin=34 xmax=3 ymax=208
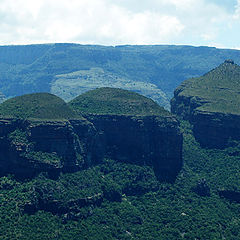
xmin=1 ymin=44 xmax=240 ymax=109
xmin=0 ymin=92 xmax=77 ymax=119
xmin=173 ymin=60 xmax=240 ymax=114
xmin=69 ymin=87 xmax=170 ymax=116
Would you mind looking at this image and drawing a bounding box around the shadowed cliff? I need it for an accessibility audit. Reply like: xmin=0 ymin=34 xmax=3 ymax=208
xmin=70 ymin=88 xmax=182 ymax=181
xmin=0 ymin=93 xmax=100 ymax=178
xmin=0 ymin=89 xmax=182 ymax=182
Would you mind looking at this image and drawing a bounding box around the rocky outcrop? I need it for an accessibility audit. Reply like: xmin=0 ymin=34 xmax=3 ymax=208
xmin=24 ymin=188 xmax=104 ymax=220
xmin=171 ymin=93 xmax=240 ymax=148
xmin=0 ymin=114 xmax=182 ymax=181
xmin=191 ymin=111 xmax=240 ymax=148
xmin=83 ymin=114 xmax=183 ymax=181
xmin=0 ymin=89 xmax=183 ymax=181
xmin=0 ymin=118 xmax=101 ymax=178
xmin=171 ymin=60 xmax=240 ymax=148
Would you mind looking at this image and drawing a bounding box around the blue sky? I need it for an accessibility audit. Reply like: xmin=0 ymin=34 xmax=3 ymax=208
xmin=0 ymin=0 xmax=240 ymax=49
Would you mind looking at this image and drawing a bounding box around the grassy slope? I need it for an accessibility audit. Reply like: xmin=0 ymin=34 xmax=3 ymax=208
xmin=177 ymin=61 xmax=240 ymax=114
xmin=0 ymin=92 xmax=77 ymax=119
xmin=69 ymin=87 xmax=170 ymax=116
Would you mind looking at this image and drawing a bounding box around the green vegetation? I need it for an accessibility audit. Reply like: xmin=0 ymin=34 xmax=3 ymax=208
xmin=1 ymin=44 xmax=240 ymax=109
xmin=177 ymin=61 xmax=240 ymax=114
xmin=7 ymin=129 xmax=62 ymax=167
xmin=8 ymin=129 xmax=29 ymax=145
xmin=1 ymin=46 xmax=240 ymax=239
xmin=23 ymin=151 xmax=62 ymax=167
xmin=51 ymin=67 xmax=169 ymax=107
xmin=0 ymin=92 xmax=78 ymax=119
xmin=1 ymin=120 xmax=240 ymax=239
xmin=69 ymin=87 xmax=170 ymax=116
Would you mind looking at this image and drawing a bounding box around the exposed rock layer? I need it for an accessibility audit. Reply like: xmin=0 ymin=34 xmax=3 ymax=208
xmin=0 ymin=118 xmax=100 ymax=178
xmin=83 ymin=114 xmax=183 ymax=181
xmin=0 ymin=114 xmax=182 ymax=181
xmin=171 ymin=60 xmax=240 ymax=148
xmin=0 ymin=89 xmax=183 ymax=181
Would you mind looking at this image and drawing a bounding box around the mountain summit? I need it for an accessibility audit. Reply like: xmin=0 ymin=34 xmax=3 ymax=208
xmin=171 ymin=60 xmax=240 ymax=116
xmin=171 ymin=60 xmax=240 ymax=148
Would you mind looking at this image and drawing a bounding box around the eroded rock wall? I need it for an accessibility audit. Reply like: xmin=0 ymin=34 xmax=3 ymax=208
xmin=171 ymin=90 xmax=240 ymax=148
xmin=0 ymin=115 xmax=183 ymax=181
xmin=83 ymin=114 xmax=183 ymax=181
xmin=0 ymin=118 xmax=100 ymax=178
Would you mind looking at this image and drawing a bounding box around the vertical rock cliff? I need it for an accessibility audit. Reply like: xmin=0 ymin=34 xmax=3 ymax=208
xmin=69 ymin=87 xmax=183 ymax=181
xmin=0 ymin=93 xmax=101 ymax=178
xmin=0 ymin=89 xmax=183 ymax=181
xmin=171 ymin=60 xmax=240 ymax=148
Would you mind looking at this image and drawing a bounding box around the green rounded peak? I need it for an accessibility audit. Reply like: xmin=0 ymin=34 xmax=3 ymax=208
xmin=69 ymin=87 xmax=169 ymax=116
xmin=0 ymin=92 xmax=77 ymax=119
xmin=177 ymin=60 xmax=240 ymax=114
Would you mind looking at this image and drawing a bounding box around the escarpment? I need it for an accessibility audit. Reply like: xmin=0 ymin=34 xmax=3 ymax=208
xmin=69 ymin=88 xmax=183 ymax=181
xmin=0 ymin=93 xmax=101 ymax=178
xmin=171 ymin=60 xmax=240 ymax=148
xmin=0 ymin=89 xmax=183 ymax=181
xmin=84 ymin=114 xmax=182 ymax=181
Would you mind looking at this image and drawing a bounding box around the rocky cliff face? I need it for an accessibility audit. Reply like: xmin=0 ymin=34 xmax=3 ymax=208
xmin=0 ymin=90 xmax=183 ymax=181
xmin=0 ymin=114 xmax=182 ymax=181
xmin=171 ymin=60 xmax=240 ymax=148
xmin=83 ymin=114 xmax=183 ymax=181
xmin=0 ymin=118 xmax=101 ymax=178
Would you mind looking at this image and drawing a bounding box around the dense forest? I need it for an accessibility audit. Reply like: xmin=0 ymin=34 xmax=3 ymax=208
xmin=1 ymin=121 xmax=240 ymax=239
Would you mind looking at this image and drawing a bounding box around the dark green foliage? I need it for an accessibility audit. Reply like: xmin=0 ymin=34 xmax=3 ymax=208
xmin=1 ymin=88 xmax=240 ymax=238
xmin=0 ymin=175 xmax=17 ymax=190
xmin=192 ymin=179 xmax=210 ymax=196
xmin=0 ymin=92 xmax=78 ymax=119
xmin=7 ymin=129 xmax=62 ymax=167
xmin=69 ymin=87 xmax=170 ymax=116
xmin=23 ymin=151 xmax=62 ymax=166
xmin=2 ymin=124 xmax=240 ymax=240
xmin=8 ymin=129 xmax=29 ymax=145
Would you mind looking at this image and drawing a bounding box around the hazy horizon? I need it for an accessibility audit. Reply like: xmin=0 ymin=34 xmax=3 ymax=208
xmin=0 ymin=0 xmax=239 ymax=49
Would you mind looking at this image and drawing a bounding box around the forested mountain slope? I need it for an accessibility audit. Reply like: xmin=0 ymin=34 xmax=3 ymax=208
xmin=1 ymin=43 xmax=240 ymax=108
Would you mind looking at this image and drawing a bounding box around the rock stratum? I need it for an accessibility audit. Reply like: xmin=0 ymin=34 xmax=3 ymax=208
xmin=0 ymin=89 xmax=182 ymax=181
xmin=171 ymin=60 xmax=240 ymax=148
xmin=69 ymin=88 xmax=182 ymax=181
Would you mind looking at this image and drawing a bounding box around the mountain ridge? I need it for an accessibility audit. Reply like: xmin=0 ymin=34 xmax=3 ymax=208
xmin=1 ymin=43 xmax=240 ymax=109
xmin=171 ymin=60 xmax=240 ymax=148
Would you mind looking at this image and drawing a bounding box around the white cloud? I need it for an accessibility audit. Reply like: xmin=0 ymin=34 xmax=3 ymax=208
xmin=0 ymin=0 xmax=239 ymax=48
xmin=234 ymin=0 xmax=240 ymax=18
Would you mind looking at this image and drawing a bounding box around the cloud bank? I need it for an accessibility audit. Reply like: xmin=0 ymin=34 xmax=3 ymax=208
xmin=0 ymin=0 xmax=239 ymax=48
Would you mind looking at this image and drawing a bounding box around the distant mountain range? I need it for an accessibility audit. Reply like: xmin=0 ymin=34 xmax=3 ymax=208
xmin=0 ymin=43 xmax=240 ymax=109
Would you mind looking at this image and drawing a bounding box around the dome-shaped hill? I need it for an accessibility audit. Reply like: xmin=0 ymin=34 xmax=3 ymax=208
xmin=172 ymin=60 xmax=240 ymax=114
xmin=69 ymin=87 xmax=170 ymax=116
xmin=0 ymin=93 xmax=78 ymax=119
